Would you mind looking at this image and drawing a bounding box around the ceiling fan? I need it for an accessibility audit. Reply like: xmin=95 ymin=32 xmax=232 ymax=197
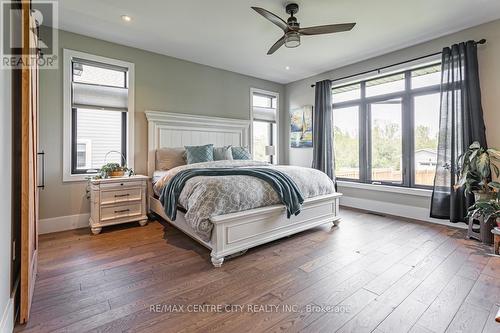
xmin=251 ymin=3 xmax=356 ymax=55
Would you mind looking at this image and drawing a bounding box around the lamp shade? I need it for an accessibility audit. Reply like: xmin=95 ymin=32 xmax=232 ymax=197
xmin=265 ymin=146 xmax=276 ymax=156
xmin=285 ymin=32 xmax=300 ymax=48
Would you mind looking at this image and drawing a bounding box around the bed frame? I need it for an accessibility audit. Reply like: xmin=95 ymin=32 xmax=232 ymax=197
xmin=146 ymin=111 xmax=342 ymax=267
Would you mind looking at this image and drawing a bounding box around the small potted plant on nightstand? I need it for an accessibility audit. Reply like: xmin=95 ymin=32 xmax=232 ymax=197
xmin=99 ymin=163 xmax=133 ymax=178
xmin=456 ymin=141 xmax=500 ymax=244
xmin=96 ymin=150 xmax=134 ymax=179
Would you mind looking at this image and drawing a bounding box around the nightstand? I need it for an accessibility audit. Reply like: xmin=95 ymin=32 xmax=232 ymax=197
xmin=89 ymin=175 xmax=149 ymax=234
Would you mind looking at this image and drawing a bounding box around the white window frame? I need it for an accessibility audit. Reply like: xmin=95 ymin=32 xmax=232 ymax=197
xmin=250 ymin=88 xmax=279 ymax=164
xmin=63 ymin=49 xmax=135 ymax=182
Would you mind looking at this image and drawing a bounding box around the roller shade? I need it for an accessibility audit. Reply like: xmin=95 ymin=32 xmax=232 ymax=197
xmin=253 ymin=107 xmax=276 ymax=122
xmin=72 ymin=82 xmax=128 ymax=111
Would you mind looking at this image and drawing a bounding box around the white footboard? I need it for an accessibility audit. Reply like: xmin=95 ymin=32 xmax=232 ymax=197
xmin=150 ymin=193 xmax=342 ymax=267
xmin=208 ymin=193 xmax=341 ymax=267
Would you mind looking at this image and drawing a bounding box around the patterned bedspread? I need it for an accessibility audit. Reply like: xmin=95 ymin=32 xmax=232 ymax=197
xmin=153 ymin=160 xmax=336 ymax=241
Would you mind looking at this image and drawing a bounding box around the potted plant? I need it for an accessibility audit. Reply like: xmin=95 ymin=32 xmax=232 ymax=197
xmin=455 ymin=141 xmax=500 ymax=201
xmin=99 ymin=163 xmax=133 ymax=178
xmin=467 ymin=200 xmax=500 ymax=228
xmin=456 ymin=142 xmax=500 ymax=244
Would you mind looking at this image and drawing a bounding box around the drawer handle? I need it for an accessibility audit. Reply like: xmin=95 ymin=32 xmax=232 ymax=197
xmin=114 ymin=209 xmax=130 ymax=213
xmin=114 ymin=194 xmax=130 ymax=198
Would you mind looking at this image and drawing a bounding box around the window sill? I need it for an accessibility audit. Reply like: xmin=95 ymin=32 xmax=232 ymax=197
xmin=63 ymin=173 xmax=97 ymax=183
xmin=337 ymin=180 xmax=432 ymax=197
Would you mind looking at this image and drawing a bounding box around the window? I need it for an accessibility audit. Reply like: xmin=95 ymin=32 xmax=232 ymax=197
xmin=414 ymin=93 xmax=440 ymax=186
xmin=63 ymin=50 xmax=135 ymax=181
xmin=333 ymin=106 xmax=359 ymax=179
xmin=366 ymin=73 xmax=405 ymax=97
xmin=370 ymin=98 xmax=403 ymax=183
xmin=251 ymin=89 xmax=279 ymax=164
xmin=333 ymin=62 xmax=441 ymax=188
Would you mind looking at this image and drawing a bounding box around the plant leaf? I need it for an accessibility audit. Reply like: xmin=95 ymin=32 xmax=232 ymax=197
xmin=469 ymin=141 xmax=481 ymax=150
xmin=492 ymin=163 xmax=500 ymax=178
xmin=487 ymin=148 xmax=500 ymax=158
xmin=469 ymin=149 xmax=479 ymax=163
xmin=488 ymin=181 xmax=500 ymax=190
xmin=477 ymin=152 xmax=490 ymax=178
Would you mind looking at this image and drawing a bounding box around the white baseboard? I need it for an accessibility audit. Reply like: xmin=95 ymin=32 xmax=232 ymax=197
xmin=0 ymin=297 xmax=14 ymax=333
xmin=340 ymin=195 xmax=466 ymax=229
xmin=39 ymin=213 xmax=90 ymax=234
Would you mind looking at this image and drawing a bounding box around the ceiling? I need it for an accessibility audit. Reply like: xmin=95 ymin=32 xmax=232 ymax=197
xmin=52 ymin=0 xmax=500 ymax=84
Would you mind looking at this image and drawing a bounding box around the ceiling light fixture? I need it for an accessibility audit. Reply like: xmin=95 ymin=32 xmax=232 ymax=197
xmin=121 ymin=15 xmax=132 ymax=22
xmin=285 ymin=66 xmax=290 ymax=70
xmin=251 ymin=3 xmax=355 ymax=55
xmin=284 ymin=31 xmax=300 ymax=48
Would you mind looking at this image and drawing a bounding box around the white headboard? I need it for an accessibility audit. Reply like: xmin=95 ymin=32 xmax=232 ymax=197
xmin=145 ymin=111 xmax=250 ymax=177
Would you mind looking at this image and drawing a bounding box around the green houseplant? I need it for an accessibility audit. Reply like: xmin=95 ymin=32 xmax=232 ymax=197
xmin=455 ymin=141 xmax=500 ymax=200
xmin=99 ymin=162 xmax=133 ymax=178
xmin=467 ymin=200 xmax=500 ymax=228
xmin=456 ymin=142 xmax=500 ymax=232
xmin=94 ymin=150 xmax=134 ymax=179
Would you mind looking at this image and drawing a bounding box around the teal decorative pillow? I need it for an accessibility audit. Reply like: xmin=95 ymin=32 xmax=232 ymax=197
xmin=231 ymin=146 xmax=251 ymax=160
xmin=213 ymin=146 xmax=233 ymax=161
xmin=184 ymin=144 xmax=214 ymax=164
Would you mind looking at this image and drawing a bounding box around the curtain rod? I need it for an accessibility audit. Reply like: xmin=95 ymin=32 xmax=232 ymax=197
xmin=310 ymin=39 xmax=486 ymax=88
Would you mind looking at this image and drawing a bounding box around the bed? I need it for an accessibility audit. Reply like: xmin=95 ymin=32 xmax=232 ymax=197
xmin=146 ymin=111 xmax=342 ymax=267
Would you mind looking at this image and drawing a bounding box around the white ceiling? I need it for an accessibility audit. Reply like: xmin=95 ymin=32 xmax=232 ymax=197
xmin=53 ymin=0 xmax=500 ymax=84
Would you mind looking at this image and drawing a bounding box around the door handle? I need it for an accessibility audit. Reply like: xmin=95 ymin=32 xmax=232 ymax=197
xmin=37 ymin=151 xmax=45 ymax=189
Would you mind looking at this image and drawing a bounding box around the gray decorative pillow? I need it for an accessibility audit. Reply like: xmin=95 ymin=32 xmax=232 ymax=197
xmin=184 ymin=144 xmax=214 ymax=164
xmin=213 ymin=146 xmax=233 ymax=161
xmin=231 ymin=146 xmax=251 ymax=160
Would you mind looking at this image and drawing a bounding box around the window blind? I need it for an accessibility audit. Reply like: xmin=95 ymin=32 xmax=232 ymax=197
xmin=71 ymin=60 xmax=128 ymax=111
xmin=72 ymin=82 xmax=128 ymax=111
xmin=253 ymin=107 xmax=276 ymax=122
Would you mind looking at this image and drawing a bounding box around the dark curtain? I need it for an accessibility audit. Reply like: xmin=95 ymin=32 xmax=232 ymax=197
xmin=312 ymin=80 xmax=335 ymax=181
xmin=430 ymin=41 xmax=487 ymax=222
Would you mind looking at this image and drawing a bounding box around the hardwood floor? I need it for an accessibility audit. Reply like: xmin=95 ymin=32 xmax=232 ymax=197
xmin=15 ymin=208 xmax=500 ymax=333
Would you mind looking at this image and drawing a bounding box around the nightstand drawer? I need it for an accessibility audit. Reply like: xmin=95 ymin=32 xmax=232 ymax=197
xmin=101 ymin=188 xmax=142 ymax=205
xmin=101 ymin=203 xmax=142 ymax=222
xmin=100 ymin=181 xmax=145 ymax=190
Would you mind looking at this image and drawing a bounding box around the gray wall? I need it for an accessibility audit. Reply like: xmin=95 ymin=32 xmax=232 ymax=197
xmin=284 ymin=19 xmax=500 ymax=217
xmin=0 ymin=67 xmax=13 ymax=329
xmin=39 ymin=28 xmax=285 ymax=220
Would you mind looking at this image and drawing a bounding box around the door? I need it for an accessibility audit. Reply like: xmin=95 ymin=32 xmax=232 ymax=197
xmin=19 ymin=2 xmax=39 ymax=323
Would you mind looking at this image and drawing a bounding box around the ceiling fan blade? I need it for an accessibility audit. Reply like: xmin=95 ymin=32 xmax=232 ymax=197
xmin=251 ymin=7 xmax=289 ymax=31
xmin=267 ymin=35 xmax=286 ymax=55
xmin=299 ymin=23 xmax=356 ymax=36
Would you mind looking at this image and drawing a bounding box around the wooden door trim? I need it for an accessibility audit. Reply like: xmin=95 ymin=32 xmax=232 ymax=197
xmin=19 ymin=0 xmax=38 ymax=323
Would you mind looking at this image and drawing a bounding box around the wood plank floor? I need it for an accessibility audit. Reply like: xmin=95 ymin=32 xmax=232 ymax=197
xmin=15 ymin=208 xmax=500 ymax=333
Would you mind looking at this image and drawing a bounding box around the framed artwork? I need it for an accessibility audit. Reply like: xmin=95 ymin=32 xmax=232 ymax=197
xmin=290 ymin=106 xmax=313 ymax=148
